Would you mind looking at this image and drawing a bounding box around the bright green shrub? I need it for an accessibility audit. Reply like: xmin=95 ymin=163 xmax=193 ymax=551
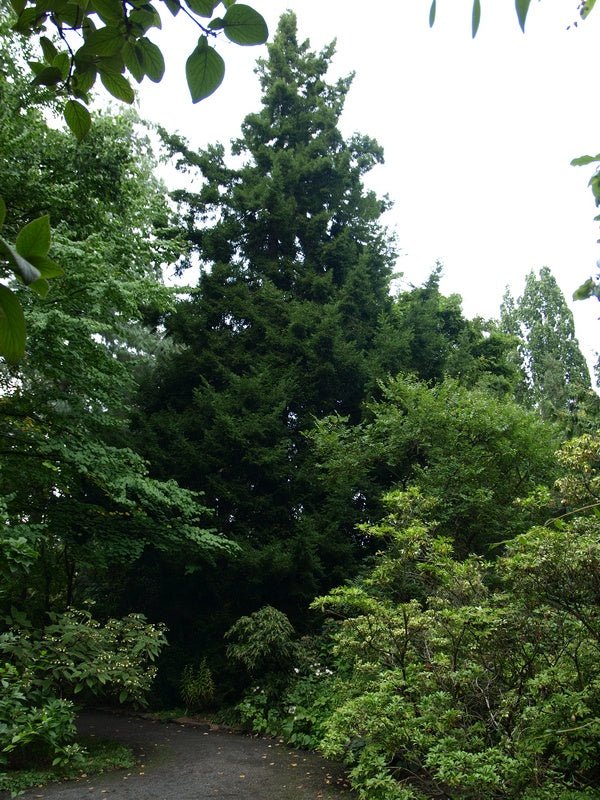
xmin=311 ymin=461 xmax=600 ymax=800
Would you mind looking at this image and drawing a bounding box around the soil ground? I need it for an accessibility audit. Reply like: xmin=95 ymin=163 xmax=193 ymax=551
xmin=13 ymin=711 xmax=353 ymax=800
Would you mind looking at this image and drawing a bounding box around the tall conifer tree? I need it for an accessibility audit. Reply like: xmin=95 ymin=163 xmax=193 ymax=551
xmin=137 ymin=12 xmax=396 ymax=630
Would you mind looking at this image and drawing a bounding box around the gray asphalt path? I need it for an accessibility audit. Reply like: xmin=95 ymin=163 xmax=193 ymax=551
xmin=14 ymin=712 xmax=352 ymax=800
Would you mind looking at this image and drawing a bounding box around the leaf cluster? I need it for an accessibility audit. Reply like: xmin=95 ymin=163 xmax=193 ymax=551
xmin=9 ymin=0 xmax=267 ymax=140
xmin=0 ymin=203 xmax=62 ymax=361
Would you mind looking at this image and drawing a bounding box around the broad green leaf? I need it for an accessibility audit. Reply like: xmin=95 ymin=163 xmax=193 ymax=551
xmin=73 ymin=67 xmax=97 ymax=94
xmin=184 ymin=0 xmax=218 ymax=17
xmin=78 ymin=25 xmax=124 ymax=56
xmin=123 ymin=41 xmax=145 ymax=82
xmin=64 ymin=99 xmax=92 ymax=141
xmin=429 ymin=0 xmax=436 ymax=27
xmin=27 ymin=60 xmax=46 ymax=76
xmin=163 ymin=0 xmax=180 ymax=14
xmin=40 ymin=35 xmax=58 ymax=62
xmin=28 ymin=255 xmax=63 ymax=278
xmin=186 ymin=37 xmax=225 ymax=102
xmin=129 ymin=5 xmax=162 ymax=32
xmin=29 ymin=278 xmax=50 ymax=297
xmin=60 ymin=3 xmax=87 ymax=26
xmin=119 ymin=689 xmax=128 ymax=702
xmin=515 ymin=0 xmax=531 ymax=32
xmin=0 ymin=198 xmax=5 ymax=229
xmin=472 ymin=0 xmax=481 ymax=37
xmin=573 ymin=278 xmax=595 ymax=300
xmin=16 ymin=215 xmax=51 ymax=259
xmin=222 ymin=0 xmax=236 ymax=7
xmin=0 ymin=236 xmax=41 ymax=284
xmin=90 ymin=0 xmax=123 ymax=23
xmin=580 ymin=0 xmax=596 ymax=19
xmin=570 ymin=154 xmax=600 ymax=167
xmin=96 ymin=54 xmax=125 ymax=75
xmin=82 ymin=15 xmax=98 ymax=37
xmin=222 ymin=4 xmax=267 ymax=45
xmin=13 ymin=7 xmax=43 ymax=34
xmin=10 ymin=0 xmax=26 ymax=14
xmin=208 ymin=16 xmax=224 ymax=29
xmin=53 ymin=51 xmax=70 ymax=80
xmin=100 ymin=70 xmax=135 ymax=102
xmin=0 ymin=284 xmax=26 ymax=363
xmin=137 ymin=37 xmax=165 ymax=81
xmin=31 ymin=65 xmax=63 ymax=86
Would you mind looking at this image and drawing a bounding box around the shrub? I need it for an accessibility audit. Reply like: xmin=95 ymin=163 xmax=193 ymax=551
xmin=225 ymin=605 xmax=296 ymax=675
xmin=180 ymin=658 xmax=215 ymax=712
xmin=0 ymin=607 xmax=167 ymax=770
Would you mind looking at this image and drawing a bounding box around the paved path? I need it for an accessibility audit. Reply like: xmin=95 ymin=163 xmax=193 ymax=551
xmin=14 ymin=712 xmax=352 ymax=800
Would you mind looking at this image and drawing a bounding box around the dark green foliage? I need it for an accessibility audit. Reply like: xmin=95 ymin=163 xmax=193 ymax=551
xmin=258 ymin=435 xmax=600 ymax=800
xmin=0 ymin=63 xmax=231 ymax=623
xmin=374 ymin=265 xmax=521 ymax=392
xmin=312 ymin=375 xmax=559 ymax=556
xmin=0 ymin=46 xmax=234 ymax=768
xmin=225 ymin=606 xmax=296 ymax=675
xmin=134 ymin=12 xmax=397 ymax=642
xmin=180 ymin=658 xmax=215 ymax=711
xmin=0 ymin=738 xmax=135 ymax=796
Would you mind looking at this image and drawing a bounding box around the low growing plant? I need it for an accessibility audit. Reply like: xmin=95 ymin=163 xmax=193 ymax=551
xmin=0 ymin=607 xmax=167 ymax=771
xmin=180 ymin=658 xmax=215 ymax=712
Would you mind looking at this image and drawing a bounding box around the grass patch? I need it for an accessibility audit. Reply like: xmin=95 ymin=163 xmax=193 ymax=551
xmin=0 ymin=738 xmax=136 ymax=797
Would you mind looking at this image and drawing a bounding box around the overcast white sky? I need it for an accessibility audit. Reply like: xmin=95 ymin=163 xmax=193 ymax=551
xmin=137 ymin=1 xmax=600 ymax=375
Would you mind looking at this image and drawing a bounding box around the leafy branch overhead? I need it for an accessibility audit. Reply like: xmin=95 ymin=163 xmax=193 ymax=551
xmin=0 ymin=199 xmax=62 ymax=362
xmin=0 ymin=0 xmax=266 ymax=363
xmin=10 ymin=0 xmax=268 ymax=139
xmin=428 ymin=0 xmax=595 ymax=38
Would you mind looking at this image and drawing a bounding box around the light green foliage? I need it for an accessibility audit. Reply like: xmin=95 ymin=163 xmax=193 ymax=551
xmin=312 ymin=375 xmax=558 ymax=555
xmin=303 ymin=440 xmax=600 ymax=799
xmin=0 ymin=663 xmax=81 ymax=771
xmin=500 ymin=268 xmax=597 ymax=429
xmin=233 ymin=633 xmax=341 ymax=750
xmin=180 ymin=658 xmax=215 ymax=711
xmin=555 ymin=432 xmax=600 ymax=507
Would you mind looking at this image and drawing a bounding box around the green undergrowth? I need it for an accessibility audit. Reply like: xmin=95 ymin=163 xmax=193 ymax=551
xmin=0 ymin=738 xmax=135 ymax=798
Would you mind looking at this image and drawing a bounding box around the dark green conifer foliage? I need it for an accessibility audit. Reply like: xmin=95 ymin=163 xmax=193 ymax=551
xmin=136 ymin=13 xmax=397 ymax=637
xmin=373 ymin=265 xmax=521 ymax=394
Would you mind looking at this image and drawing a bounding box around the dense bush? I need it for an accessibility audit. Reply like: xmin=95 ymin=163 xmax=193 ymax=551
xmin=228 ymin=435 xmax=600 ymax=800
xmin=0 ymin=609 xmax=167 ymax=770
xmin=308 ymin=470 xmax=600 ymax=799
